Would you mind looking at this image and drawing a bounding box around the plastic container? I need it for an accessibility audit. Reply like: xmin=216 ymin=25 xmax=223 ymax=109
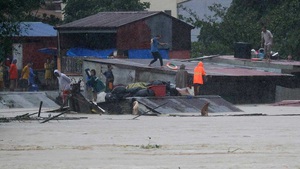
xmin=234 ymin=42 xmax=252 ymax=59
xmin=148 ymin=85 xmax=166 ymax=97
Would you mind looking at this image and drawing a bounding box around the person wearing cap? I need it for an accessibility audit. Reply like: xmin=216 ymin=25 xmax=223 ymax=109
xmin=193 ymin=61 xmax=206 ymax=95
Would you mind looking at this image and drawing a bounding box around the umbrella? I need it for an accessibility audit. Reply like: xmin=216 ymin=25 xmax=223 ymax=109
xmin=38 ymin=47 xmax=57 ymax=56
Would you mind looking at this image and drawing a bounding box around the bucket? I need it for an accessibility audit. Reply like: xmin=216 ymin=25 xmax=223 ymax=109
xmin=148 ymin=85 xmax=166 ymax=97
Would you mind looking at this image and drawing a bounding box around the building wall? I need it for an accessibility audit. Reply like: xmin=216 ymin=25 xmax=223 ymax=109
xmin=172 ymin=19 xmax=192 ymax=50
xmin=276 ymin=86 xmax=300 ymax=102
xmin=13 ymin=37 xmax=57 ymax=70
xmin=169 ymin=50 xmax=190 ymax=59
xmin=117 ymin=20 xmax=151 ymax=50
xmin=145 ymin=14 xmax=173 ymax=49
xmin=83 ymin=60 xmax=175 ymax=89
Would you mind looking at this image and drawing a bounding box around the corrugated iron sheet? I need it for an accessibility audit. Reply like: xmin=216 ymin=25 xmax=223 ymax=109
xmin=55 ymin=11 xmax=194 ymax=30
xmin=136 ymin=95 xmax=242 ymax=114
xmin=56 ymin=11 xmax=160 ymax=29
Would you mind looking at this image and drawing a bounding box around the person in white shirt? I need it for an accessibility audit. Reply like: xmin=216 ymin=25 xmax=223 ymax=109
xmin=54 ymin=69 xmax=71 ymax=105
xmin=261 ymin=26 xmax=273 ymax=62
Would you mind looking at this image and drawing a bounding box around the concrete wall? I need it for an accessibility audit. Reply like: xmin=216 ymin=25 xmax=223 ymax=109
xmin=276 ymin=86 xmax=300 ymax=102
xmin=82 ymin=60 xmax=176 ymax=88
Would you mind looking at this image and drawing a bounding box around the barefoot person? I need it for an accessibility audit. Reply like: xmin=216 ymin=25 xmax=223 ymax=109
xmin=261 ymin=26 xmax=273 ymax=62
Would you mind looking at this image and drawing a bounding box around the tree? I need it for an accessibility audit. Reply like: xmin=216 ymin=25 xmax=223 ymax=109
xmin=0 ymin=0 xmax=42 ymax=60
xmin=180 ymin=0 xmax=300 ymax=60
xmin=62 ymin=0 xmax=150 ymax=23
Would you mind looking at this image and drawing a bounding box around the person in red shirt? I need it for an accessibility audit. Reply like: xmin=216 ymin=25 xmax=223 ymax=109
xmin=9 ymin=59 xmax=18 ymax=91
xmin=193 ymin=61 xmax=206 ymax=96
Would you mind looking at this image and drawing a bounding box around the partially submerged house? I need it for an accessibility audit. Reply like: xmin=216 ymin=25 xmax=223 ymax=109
xmin=54 ymin=11 xmax=194 ymax=73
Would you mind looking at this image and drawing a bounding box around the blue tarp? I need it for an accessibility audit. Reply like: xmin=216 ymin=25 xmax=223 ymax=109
xmin=128 ymin=49 xmax=169 ymax=59
xmin=18 ymin=22 xmax=56 ymax=37
xmin=66 ymin=48 xmax=115 ymax=58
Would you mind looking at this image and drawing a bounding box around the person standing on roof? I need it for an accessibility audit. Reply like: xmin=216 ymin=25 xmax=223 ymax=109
xmin=193 ymin=61 xmax=206 ymax=96
xmin=148 ymin=35 xmax=168 ymax=68
xmin=261 ymin=26 xmax=273 ymax=62
xmin=54 ymin=69 xmax=72 ymax=105
xmin=175 ymin=64 xmax=188 ymax=89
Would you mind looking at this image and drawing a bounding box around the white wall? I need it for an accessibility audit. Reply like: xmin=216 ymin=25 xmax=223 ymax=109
xmin=141 ymin=0 xmax=179 ymax=18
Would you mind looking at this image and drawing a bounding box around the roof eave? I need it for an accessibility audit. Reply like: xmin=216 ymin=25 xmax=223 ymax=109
xmin=56 ymin=27 xmax=118 ymax=33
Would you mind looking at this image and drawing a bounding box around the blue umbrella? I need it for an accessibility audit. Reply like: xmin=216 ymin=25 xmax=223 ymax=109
xmin=38 ymin=47 xmax=57 ymax=56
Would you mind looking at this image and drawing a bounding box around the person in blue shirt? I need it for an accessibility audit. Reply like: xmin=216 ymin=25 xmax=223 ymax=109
xmin=148 ymin=35 xmax=168 ymax=68
xmin=87 ymin=69 xmax=105 ymax=102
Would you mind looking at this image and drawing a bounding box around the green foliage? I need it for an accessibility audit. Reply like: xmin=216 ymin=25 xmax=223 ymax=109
xmin=0 ymin=0 xmax=43 ymax=59
xmin=181 ymin=0 xmax=300 ymax=60
xmin=62 ymin=0 xmax=150 ymax=23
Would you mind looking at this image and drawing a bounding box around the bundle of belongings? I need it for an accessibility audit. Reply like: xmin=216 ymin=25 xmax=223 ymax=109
xmin=105 ymin=80 xmax=180 ymax=102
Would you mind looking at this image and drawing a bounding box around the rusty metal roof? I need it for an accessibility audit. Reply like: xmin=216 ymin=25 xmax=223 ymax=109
xmin=56 ymin=11 xmax=193 ymax=30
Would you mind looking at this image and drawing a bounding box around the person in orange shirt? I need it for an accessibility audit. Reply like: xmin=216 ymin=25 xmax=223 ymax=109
xmin=9 ymin=59 xmax=18 ymax=91
xmin=193 ymin=61 xmax=206 ymax=96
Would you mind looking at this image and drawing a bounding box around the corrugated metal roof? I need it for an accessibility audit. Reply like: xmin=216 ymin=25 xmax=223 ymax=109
xmin=55 ymin=11 xmax=193 ymax=30
xmin=136 ymin=95 xmax=242 ymax=114
xmin=17 ymin=22 xmax=57 ymax=37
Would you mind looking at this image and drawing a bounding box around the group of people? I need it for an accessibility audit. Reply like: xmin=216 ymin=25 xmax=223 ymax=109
xmin=54 ymin=64 xmax=115 ymax=105
xmin=152 ymin=25 xmax=272 ymax=94
xmin=149 ymin=34 xmax=207 ymax=95
xmin=175 ymin=61 xmax=206 ymax=96
xmin=1 ymin=59 xmax=36 ymax=91
xmin=85 ymin=65 xmax=114 ymax=102
xmin=0 ymin=57 xmax=56 ymax=92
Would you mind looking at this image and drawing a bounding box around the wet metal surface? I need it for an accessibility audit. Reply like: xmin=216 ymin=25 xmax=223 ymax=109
xmin=136 ymin=95 xmax=242 ymax=114
xmin=0 ymin=92 xmax=59 ymax=109
xmin=86 ymin=56 xmax=297 ymax=77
